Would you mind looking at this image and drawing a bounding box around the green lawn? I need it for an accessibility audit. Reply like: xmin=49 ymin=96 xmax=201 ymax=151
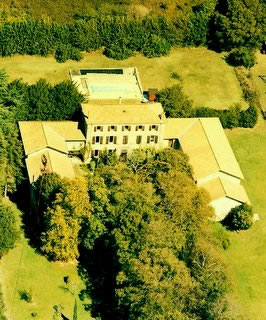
xmin=0 ymin=47 xmax=247 ymax=109
xmin=0 ymin=235 xmax=93 ymax=320
xmin=225 ymin=117 xmax=266 ymax=319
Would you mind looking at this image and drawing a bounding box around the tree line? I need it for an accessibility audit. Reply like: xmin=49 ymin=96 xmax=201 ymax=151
xmin=0 ymin=0 xmax=265 ymax=63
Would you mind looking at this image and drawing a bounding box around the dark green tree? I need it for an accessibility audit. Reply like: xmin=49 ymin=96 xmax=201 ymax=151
xmin=222 ymin=203 xmax=253 ymax=231
xmin=226 ymin=47 xmax=256 ymax=68
xmin=0 ymin=108 xmax=24 ymax=196
xmin=157 ymin=84 xmax=193 ymax=117
xmin=0 ymin=200 xmax=20 ymax=258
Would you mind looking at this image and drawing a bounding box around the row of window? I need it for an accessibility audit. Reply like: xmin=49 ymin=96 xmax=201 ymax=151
xmin=94 ymin=124 xmax=159 ymax=132
xmin=92 ymin=135 xmax=159 ymax=145
xmin=92 ymin=149 xmax=127 ymax=158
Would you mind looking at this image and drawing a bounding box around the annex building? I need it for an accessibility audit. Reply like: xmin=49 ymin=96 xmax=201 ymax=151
xmin=19 ymin=68 xmax=250 ymax=220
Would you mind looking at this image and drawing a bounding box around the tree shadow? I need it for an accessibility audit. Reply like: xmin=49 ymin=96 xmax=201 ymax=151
xmin=10 ymin=179 xmax=43 ymax=252
xmin=77 ymin=237 xmax=127 ymax=320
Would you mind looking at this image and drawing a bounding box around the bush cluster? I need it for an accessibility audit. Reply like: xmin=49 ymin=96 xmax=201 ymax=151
xmin=194 ymin=104 xmax=258 ymax=129
xmin=226 ymin=48 xmax=256 ymax=69
xmin=55 ymin=44 xmax=82 ymax=63
xmin=157 ymin=85 xmax=258 ymax=129
xmin=222 ymin=203 xmax=253 ymax=231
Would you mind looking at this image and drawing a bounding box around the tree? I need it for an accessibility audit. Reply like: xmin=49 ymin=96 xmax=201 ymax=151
xmin=104 ymin=41 xmax=135 ymax=60
xmin=51 ymin=81 xmax=84 ymax=120
xmin=222 ymin=203 xmax=253 ymax=231
xmin=157 ymin=170 xmax=213 ymax=232
xmin=34 ymin=172 xmax=63 ymax=215
xmin=141 ymin=35 xmax=171 ymax=58
xmin=226 ymin=47 xmax=256 ymax=68
xmin=0 ymin=108 xmax=24 ymax=196
xmin=0 ymin=200 xmax=20 ymax=258
xmin=41 ymin=204 xmax=80 ymax=261
xmin=212 ymin=0 xmax=266 ymax=51
xmin=41 ymin=177 xmax=91 ymax=261
xmin=117 ymin=247 xmax=195 ymax=320
xmin=157 ymin=84 xmax=193 ymax=117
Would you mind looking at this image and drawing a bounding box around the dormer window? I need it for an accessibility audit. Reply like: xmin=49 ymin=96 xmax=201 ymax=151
xmin=94 ymin=125 xmax=103 ymax=132
xmin=122 ymin=125 xmax=131 ymax=131
xmin=136 ymin=125 xmax=145 ymax=131
xmin=108 ymin=125 xmax=117 ymax=131
xmin=149 ymin=125 xmax=159 ymax=131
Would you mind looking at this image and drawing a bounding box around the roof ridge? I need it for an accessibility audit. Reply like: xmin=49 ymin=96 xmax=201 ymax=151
xmin=176 ymin=118 xmax=199 ymax=138
xmin=217 ymin=177 xmax=227 ymax=197
xmin=41 ymin=122 xmax=48 ymax=147
xmin=46 ymin=150 xmax=53 ymax=172
xmin=198 ymin=119 xmax=221 ymax=172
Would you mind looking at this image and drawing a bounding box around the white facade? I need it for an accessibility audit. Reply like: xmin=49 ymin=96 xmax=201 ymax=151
xmin=86 ymin=122 xmax=165 ymax=157
xmin=210 ymin=197 xmax=243 ymax=221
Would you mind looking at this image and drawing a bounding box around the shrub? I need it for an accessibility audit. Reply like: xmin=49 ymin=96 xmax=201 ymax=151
xmin=55 ymin=44 xmax=70 ymax=63
xmin=222 ymin=203 xmax=253 ymax=231
xmin=103 ymin=42 xmax=135 ymax=60
xmin=0 ymin=201 xmax=20 ymax=258
xmin=170 ymin=72 xmax=183 ymax=81
xmin=19 ymin=289 xmax=33 ymax=303
xmin=194 ymin=104 xmax=257 ymax=129
xmin=70 ymin=47 xmax=83 ymax=61
xmin=55 ymin=44 xmax=82 ymax=63
xmin=239 ymin=105 xmax=258 ymax=128
xmin=157 ymin=85 xmax=193 ymax=117
xmin=226 ymin=48 xmax=256 ymax=69
xmin=141 ymin=35 xmax=171 ymax=58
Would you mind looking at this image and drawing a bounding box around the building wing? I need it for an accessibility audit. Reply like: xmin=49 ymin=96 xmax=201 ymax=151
xmin=202 ymin=177 xmax=250 ymax=204
xmin=19 ymin=121 xmax=85 ymax=183
xmin=19 ymin=121 xmax=68 ymax=155
xmin=165 ymin=118 xmax=244 ymax=180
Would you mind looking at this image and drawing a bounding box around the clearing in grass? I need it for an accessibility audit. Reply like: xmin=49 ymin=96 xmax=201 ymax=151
xmin=0 ymin=47 xmax=247 ymax=109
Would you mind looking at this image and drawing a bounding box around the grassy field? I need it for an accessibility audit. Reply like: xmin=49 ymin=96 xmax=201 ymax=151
xmin=0 ymin=235 xmax=93 ymax=320
xmin=0 ymin=47 xmax=247 ymax=109
xmin=225 ymin=117 xmax=266 ymax=319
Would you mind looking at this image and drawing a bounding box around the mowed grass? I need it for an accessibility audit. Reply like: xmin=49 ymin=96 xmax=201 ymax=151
xmin=225 ymin=117 xmax=266 ymax=319
xmin=0 ymin=47 xmax=247 ymax=109
xmin=0 ymin=235 xmax=93 ymax=320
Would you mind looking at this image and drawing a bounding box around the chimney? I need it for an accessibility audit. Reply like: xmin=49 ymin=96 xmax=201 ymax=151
xmin=148 ymin=88 xmax=158 ymax=102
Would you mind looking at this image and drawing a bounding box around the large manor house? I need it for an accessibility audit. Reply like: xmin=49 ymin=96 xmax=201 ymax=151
xmin=19 ymin=68 xmax=250 ymax=220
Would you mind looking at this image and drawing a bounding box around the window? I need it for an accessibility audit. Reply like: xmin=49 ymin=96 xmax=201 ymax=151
xmin=108 ymin=125 xmax=117 ymax=131
xmin=123 ymin=136 xmax=128 ymax=144
xmin=94 ymin=125 xmax=103 ymax=132
xmin=92 ymin=150 xmax=99 ymax=157
xmin=147 ymin=136 xmax=158 ymax=144
xmin=149 ymin=125 xmax=159 ymax=131
xmin=120 ymin=150 xmax=128 ymax=159
xmin=136 ymin=125 xmax=145 ymax=131
xmin=136 ymin=136 xmax=142 ymax=144
xmin=106 ymin=136 xmax=117 ymax=144
xmin=122 ymin=125 xmax=131 ymax=131
xmin=92 ymin=136 xmax=103 ymax=144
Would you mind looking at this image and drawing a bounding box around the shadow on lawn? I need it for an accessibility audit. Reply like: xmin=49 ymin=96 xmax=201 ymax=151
xmin=77 ymin=237 xmax=127 ymax=320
